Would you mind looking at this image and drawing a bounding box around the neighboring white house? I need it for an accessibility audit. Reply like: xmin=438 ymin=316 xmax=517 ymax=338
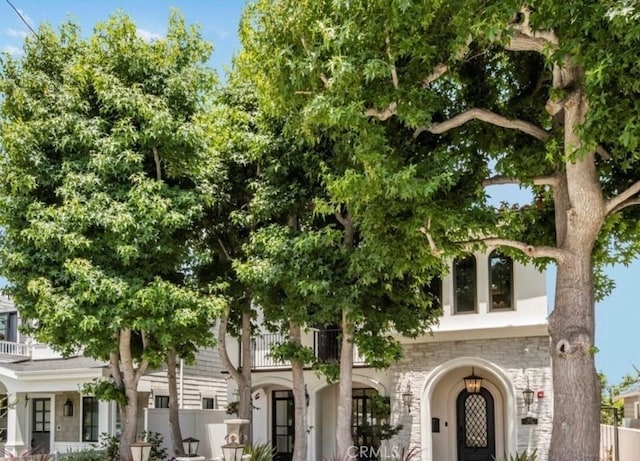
xmin=0 ymin=295 xmax=227 ymax=455
xmin=226 ymin=250 xmax=552 ymax=461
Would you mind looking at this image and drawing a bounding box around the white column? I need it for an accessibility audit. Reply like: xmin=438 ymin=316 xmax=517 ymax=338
xmin=4 ymin=393 xmax=26 ymax=454
xmin=98 ymin=400 xmax=111 ymax=437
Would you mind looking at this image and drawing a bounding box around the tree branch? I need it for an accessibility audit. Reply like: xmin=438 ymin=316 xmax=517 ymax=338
xmin=609 ymin=197 xmax=640 ymax=215
xmin=414 ymin=108 xmax=551 ymax=141
xmin=153 ymin=146 xmax=162 ymax=181
xmin=482 ymin=174 xmax=559 ymax=187
xmin=218 ymin=310 xmax=244 ymax=384
xmin=606 ymin=180 xmax=640 ymax=215
xmin=423 ymin=63 xmax=449 ymax=87
xmin=470 ymin=238 xmax=566 ymax=262
xmin=364 ymin=101 xmax=397 ymax=121
xmin=418 ymin=218 xmax=443 ymax=257
xmin=385 ymin=34 xmax=399 ymax=89
xmin=505 ymin=8 xmax=558 ymax=54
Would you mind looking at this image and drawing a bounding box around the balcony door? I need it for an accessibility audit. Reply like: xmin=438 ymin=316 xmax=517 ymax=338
xmin=31 ymin=398 xmax=51 ymax=453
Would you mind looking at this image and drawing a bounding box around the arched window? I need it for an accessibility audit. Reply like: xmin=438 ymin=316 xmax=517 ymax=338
xmin=489 ymin=250 xmax=514 ymax=310
xmin=454 ymin=256 xmax=476 ymax=313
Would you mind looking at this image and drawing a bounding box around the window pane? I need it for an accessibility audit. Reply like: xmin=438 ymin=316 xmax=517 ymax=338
xmin=154 ymin=396 xmax=169 ymax=409
xmin=490 ymin=251 xmax=513 ymax=310
xmin=455 ymin=257 xmax=476 ymax=313
xmin=82 ymin=397 xmax=99 ymax=442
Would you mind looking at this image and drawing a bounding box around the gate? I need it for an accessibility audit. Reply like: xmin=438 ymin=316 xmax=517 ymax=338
xmin=600 ymin=406 xmax=620 ymax=461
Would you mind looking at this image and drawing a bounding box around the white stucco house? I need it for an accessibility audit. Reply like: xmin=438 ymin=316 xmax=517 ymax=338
xmin=226 ymin=250 xmax=552 ymax=461
xmin=0 ymin=295 xmax=227 ymax=456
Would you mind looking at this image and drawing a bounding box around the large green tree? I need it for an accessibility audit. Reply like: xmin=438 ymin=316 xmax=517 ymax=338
xmin=240 ymin=1 xmax=640 ymax=460
xmin=233 ymin=63 xmax=445 ymax=460
xmin=0 ymin=12 xmax=222 ymax=460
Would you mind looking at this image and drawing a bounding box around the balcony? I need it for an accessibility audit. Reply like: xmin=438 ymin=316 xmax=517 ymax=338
xmin=313 ymin=329 xmax=367 ymax=366
xmin=0 ymin=340 xmax=31 ymax=362
xmin=250 ymin=330 xmax=366 ymax=370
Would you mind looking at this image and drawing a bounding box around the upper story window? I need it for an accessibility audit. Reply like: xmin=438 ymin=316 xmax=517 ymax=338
xmin=454 ymin=256 xmax=476 ymax=313
xmin=154 ymin=395 xmax=169 ymax=408
xmin=489 ymin=250 xmax=514 ymax=310
xmin=0 ymin=312 xmax=17 ymax=342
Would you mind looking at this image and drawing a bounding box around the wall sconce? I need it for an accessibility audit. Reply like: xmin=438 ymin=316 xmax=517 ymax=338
xmin=523 ymin=378 xmax=535 ymax=412
xmin=63 ymin=398 xmax=74 ymax=417
xmin=304 ymin=385 xmax=310 ymax=407
xmin=464 ymin=367 xmax=483 ymax=394
xmin=402 ymin=384 xmax=413 ymax=413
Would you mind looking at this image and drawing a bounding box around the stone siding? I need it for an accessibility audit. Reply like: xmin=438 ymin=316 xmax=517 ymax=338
xmin=390 ymin=335 xmax=552 ymax=461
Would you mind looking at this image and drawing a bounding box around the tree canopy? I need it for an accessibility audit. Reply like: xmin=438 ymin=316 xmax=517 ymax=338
xmin=239 ymin=1 xmax=640 ymax=459
xmin=0 ymin=11 xmax=223 ymax=460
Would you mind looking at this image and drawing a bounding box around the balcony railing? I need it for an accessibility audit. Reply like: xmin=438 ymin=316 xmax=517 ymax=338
xmin=251 ymin=334 xmax=289 ymax=369
xmin=313 ymin=329 xmax=367 ymax=366
xmin=249 ymin=330 xmax=368 ymax=370
xmin=0 ymin=340 xmax=31 ymax=358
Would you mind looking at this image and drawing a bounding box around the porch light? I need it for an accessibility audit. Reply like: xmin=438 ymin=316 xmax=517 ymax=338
xmin=182 ymin=437 xmax=199 ymax=457
xmin=523 ymin=378 xmax=535 ymax=411
xmin=63 ymin=398 xmax=74 ymax=417
xmin=463 ymin=367 xmax=483 ymax=394
xmin=130 ymin=441 xmax=152 ymax=461
xmin=402 ymin=383 xmax=413 ymax=413
xmin=221 ymin=434 xmax=245 ymax=461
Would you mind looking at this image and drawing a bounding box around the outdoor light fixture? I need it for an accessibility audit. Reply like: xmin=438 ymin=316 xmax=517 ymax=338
xmin=464 ymin=367 xmax=483 ymax=394
xmin=523 ymin=378 xmax=535 ymax=412
xmin=402 ymin=383 xmax=414 ymax=413
xmin=63 ymin=398 xmax=74 ymax=417
xmin=221 ymin=434 xmax=245 ymax=461
xmin=130 ymin=441 xmax=152 ymax=461
xmin=182 ymin=437 xmax=200 ymax=457
xmin=305 ymin=385 xmax=310 ymax=407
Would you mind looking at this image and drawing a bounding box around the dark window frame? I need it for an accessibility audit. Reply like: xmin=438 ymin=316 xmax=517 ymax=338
xmin=82 ymin=396 xmax=99 ymax=442
xmin=454 ymin=256 xmax=477 ymax=314
xmin=488 ymin=250 xmax=514 ymax=311
xmin=154 ymin=395 xmax=170 ymax=409
xmin=202 ymin=397 xmax=216 ymax=410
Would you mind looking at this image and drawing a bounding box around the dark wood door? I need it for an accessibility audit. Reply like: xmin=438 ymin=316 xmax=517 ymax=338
xmin=457 ymin=388 xmax=495 ymax=461
xmin=272 ymin=390 xmax=294 ymax=461
xmin=31 ymin=398 xmax=51 ymax=453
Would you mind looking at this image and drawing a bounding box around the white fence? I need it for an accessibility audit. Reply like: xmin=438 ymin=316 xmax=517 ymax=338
xmin=0 ymin=340 xmax=30 ymax=357
xmin=600 ymin=424 xmax=640 ymax=461
xmin=145 ymin=408 xmax=228 ymax=460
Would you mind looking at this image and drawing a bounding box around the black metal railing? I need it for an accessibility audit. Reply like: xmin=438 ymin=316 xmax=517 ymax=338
xmin=251 ymin=334 xmax=289 ymax=369
xmin=314 ymin=329 xmax=367 ymax=365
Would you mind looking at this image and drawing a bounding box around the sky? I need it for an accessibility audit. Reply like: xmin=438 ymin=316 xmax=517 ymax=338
xmin=1 ymin=0 xmax=639 ymax=385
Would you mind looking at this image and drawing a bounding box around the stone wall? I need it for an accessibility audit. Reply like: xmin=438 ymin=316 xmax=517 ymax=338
xmin=390 ymin=335 xmax=552 ymax=461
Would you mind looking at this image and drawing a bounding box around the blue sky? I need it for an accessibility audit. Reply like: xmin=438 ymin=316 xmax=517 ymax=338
xmin=1 ymin=1 xmax=639 ymax=385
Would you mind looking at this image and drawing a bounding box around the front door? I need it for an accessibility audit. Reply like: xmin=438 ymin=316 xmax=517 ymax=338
xmin=456 ymin=388 xmax=495 ymax=461
xmin=31 ymin=398 xmax=51 ymax=453
xmin=272 ymin=390 xmax=294 ymax=461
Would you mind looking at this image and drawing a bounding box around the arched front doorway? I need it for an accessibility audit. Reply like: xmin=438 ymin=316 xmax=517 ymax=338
xmin=420 ymin=357 xmax=517 ymax=461
xmin=456 ymin=387 xmax=495 ymax=461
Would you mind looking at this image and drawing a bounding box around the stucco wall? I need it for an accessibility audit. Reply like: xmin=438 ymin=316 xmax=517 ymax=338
xmin=390 ymin=335 xmax=552 ymax=461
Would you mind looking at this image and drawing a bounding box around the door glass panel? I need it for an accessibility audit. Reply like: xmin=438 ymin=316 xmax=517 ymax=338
xmin=464 ymin=394 xmax=488 ymax=448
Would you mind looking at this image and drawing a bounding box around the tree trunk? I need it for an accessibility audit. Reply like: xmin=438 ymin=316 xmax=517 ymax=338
xmin=117 ymin=328 xmax=148 ymax=461
xmin=290 ymin=321 xmax=308 ymax=461
xmin=335 ymin=309 xmax=354 ymax=460
xmin=547 ymin=80 xmax=605 ymax=461
xmin=218 ymin=307 xmax=252 ymax=443
xmin=167 ymin=349 xmax=185 ymax=456
xmin=238 ymin=310 xmax=253 ymax=442
xmin=548 ymin=252 xmax=600 ymax=461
